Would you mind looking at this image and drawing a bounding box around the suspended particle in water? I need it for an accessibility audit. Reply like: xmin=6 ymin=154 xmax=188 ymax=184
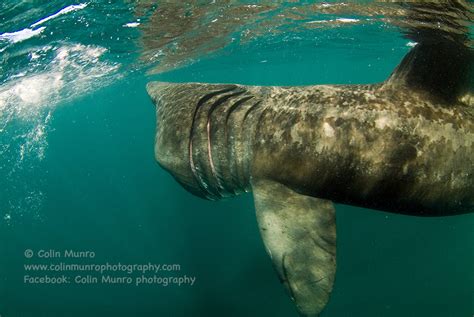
xmin=3 ymin=213 xmax=12 ymax=225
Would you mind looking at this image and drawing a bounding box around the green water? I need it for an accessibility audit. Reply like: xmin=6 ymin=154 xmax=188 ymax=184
xmin=1 ymin=2 xmax=472 ymax=316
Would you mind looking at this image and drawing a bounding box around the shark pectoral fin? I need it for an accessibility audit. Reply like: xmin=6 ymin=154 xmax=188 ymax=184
xmin=252 ymin=179 xmax=336 ymax=317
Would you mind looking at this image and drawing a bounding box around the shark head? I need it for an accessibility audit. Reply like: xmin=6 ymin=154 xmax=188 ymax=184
xmin=146 ymin=81 xmax=207 ymax=198
xmin=147 ymin=81 xmax=250 ymax=200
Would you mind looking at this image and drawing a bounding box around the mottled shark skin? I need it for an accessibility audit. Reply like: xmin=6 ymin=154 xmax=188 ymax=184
xmin=146 ymin=11 xmax=473 ymax=317
xmin=148 ymin=79 xmax=474 ymax=215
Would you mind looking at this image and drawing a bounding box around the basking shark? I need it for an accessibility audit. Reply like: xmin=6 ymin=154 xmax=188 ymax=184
xmin=146 ymin=3 xmax=473 ymax=316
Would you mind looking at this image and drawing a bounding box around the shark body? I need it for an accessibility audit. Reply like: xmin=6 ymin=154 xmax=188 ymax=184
xmin=146 ymin=4 xmax=473 ymax=316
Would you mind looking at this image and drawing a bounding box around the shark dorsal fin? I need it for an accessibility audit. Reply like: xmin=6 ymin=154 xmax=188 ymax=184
xmin=384 ymin=2 xmax=473 ymax=105
xmin=384 ymin=41 xmax=472 ymax=104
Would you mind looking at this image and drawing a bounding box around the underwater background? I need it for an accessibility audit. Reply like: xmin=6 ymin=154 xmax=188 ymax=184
xmin=0 ymin=1 xmax=472 ymax=316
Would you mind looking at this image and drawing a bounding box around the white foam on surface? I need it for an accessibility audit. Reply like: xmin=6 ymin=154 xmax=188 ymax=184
xmin=0 ymin=43 xmax=119 ymax=160
xmin=0 ymin=3 xmax=87 ymax=46
xmin=31 ymin=3 xmax=88 ymax=28
xmin=336 ymin=18 xmax=359 ymax=23
xmin=0 ymin=27 xmax=46 ymax=43
xmin=307 ymin=18 xmax=360 ymax=24
xmin=123 ymin=22 xmax=140 ymax=28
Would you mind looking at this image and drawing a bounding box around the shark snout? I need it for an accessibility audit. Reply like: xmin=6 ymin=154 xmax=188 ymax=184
xmin=146 ymin=81 xmax=173 ymax=107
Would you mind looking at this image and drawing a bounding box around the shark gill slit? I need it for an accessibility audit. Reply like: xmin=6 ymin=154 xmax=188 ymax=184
xmin=206 ymin=90 xmax=246 ymax=197
xmin=221 ymin=95 xmax=256 ymax=193
xmin=209 ymin=94 xmax=255 ymax=196
xmin=189 ymin=86 xmax=237 ymax=200
xmin=230 ymin=100 xmax=266 ymax=190
xmin=225 ymin=97 xmax=261 ymax=194
xmin=240 ymin=100 xmax=263 ymax=188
